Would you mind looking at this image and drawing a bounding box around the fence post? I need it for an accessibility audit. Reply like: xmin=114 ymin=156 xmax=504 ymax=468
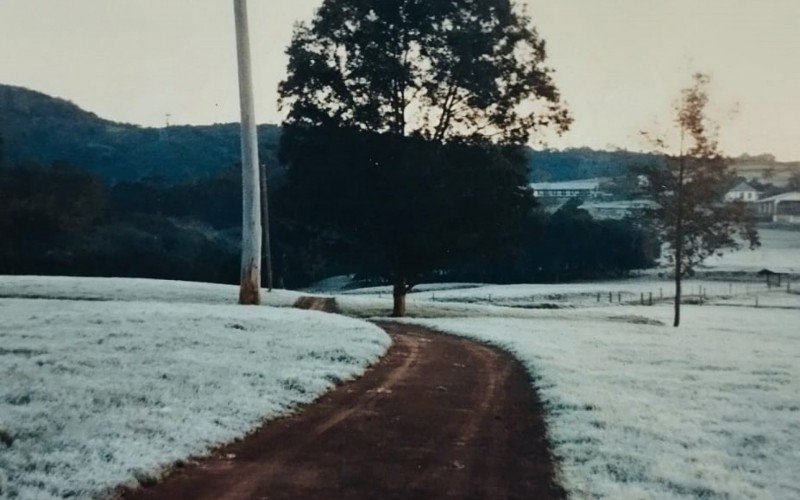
xmin=618 ymin=292 xmax=622 ymax=303
xmin=597 ymin=293 xmax=601 ymax=302
xmin=609 ymin=292 xmax=612 ymax=303
xmin=640 ymin=292 xmax=644 ymax=305
xmin=649 ymin=292 xmax=653 ymax=305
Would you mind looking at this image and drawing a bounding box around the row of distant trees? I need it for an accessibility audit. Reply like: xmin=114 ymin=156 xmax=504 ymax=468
xmin=0 ymin=159 xmax=657 ymax=288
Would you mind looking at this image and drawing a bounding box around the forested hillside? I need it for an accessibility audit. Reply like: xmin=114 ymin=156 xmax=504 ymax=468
xmin=0 ymin=84 xmax=663 ymax=183
xmin=3 ymin=84 xmax=798 ymax=185
xmin=0 ymin=84 xmax=280 ymax=182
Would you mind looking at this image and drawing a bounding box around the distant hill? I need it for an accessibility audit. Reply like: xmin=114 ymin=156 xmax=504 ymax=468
xmin=0 ymin=84 xmax=280 ymax=182
xmin=527 ymin=149 xmax=800 ymax=185
xmin=729 ymin=154 xmax=800 ymax=187
xmin=2 ymin=84 xmax=796 ymax=185
xmin=527 ymin=147 xmax=664 ymax=182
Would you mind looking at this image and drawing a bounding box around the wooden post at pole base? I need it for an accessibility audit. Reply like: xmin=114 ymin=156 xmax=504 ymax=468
xmin=234 ymin=0 xmax=262 ymax=305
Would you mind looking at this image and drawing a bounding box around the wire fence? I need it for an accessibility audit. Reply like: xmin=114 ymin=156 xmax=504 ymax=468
xmin=378 ymin=279 xmax=799 ymax=310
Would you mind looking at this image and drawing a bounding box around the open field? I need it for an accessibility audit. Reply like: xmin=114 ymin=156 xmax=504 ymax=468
xmin=0 ymin=275 xmax=305 ymax=307
xmin=401 ymin=305 xmax=800 ymax=499
xmin=340 ymin=278 xmax=798 ymax=313
xmin=2 ymin=276 xmax=799 ymax=499
xmin=702 ymin=227 xmax=800 ymax=273
xmin=0 ymin=283 xmax=388 ymax=499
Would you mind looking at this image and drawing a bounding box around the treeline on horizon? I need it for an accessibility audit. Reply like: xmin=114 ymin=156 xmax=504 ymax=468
xmin=0 ymin=159 xmax=659 ymax=289
xmin=0 ymin=84 xmax=690 ymax=184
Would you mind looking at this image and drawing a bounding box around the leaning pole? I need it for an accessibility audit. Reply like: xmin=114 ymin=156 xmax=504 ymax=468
xmin=233 ymin=0 xmax=262 ymax=304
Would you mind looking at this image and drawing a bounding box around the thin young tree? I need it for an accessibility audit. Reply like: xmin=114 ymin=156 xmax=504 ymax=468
xmin=638 ymin=74 xmax=758 ymax=326
xmin=278 ymin=0 xmax=570 ymax=316
xmin=233 ymin=0 xmax=262 ymax=304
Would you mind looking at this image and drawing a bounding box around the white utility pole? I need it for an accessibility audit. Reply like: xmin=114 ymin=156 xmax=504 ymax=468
xmin=233 ymin=0 xmax=262 ymax=304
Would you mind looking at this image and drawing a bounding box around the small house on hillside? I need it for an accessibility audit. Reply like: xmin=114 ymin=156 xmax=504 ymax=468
xmin=757 ymin=192 xmax=800 ymax=223
xmin=724 ymin=182 xmax=759 ymax=202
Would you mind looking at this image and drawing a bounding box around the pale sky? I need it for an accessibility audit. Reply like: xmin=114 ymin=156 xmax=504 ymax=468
xmin=1 ymin=0 xmax=799 ymax=159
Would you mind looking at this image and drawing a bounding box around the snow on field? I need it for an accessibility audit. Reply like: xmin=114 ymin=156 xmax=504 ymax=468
xmin=334 ymin=293 xmax=544 ymax=319
xmin=340 ymin=227 xmax=800 ymax=310
xmin=0 ymin=297 xmax=389 ymax=499
xmin=342 ymin=282 xmax=482 ymax=295
xmin=336 ymin=283 xmax=798 ymax=320
xmin=702 ymin=228 xmax=800 ymax=273
xmin=402 ymin=305 xmax=800 ymax=499
xmin=0 ymin=275 xmax=305 ymax=307
xmin=711 ymin=289 xmax=800 ymax=309
xmin=344 ymin=279 xmax=781 ymax=310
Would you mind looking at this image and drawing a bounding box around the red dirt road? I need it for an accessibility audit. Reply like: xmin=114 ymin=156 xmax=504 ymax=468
xmin=123 ymin=321 xmax=564 ymax=499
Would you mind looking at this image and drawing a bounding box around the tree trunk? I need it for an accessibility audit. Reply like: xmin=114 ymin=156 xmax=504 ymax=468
xmin=673 ymin=134 xmax=686 ymax=327
xmin=259 ymin=162 xmax=273 ymax=291
xmin=392 ymin=277 xmax=407 ymax=317
xmin=234 ymin=0 xmax=261 ymax=305
xmin=673 ymin=252 xmax=682 ymax=327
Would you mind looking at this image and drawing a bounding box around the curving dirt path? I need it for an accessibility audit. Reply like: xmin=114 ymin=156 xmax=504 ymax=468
xmin=122 ymin=320 xmax=564 ymax=499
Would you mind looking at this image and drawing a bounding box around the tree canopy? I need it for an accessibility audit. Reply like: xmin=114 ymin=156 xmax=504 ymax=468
xmin=278 ymin=0 xmax=570 ymax=315
xmin=637 ymin=74 xmax=759 ymax=326
xmin=278 ymin=128 xmax=533 ymax=303
xmin=279 ymin=0 xmax=570 ymax=144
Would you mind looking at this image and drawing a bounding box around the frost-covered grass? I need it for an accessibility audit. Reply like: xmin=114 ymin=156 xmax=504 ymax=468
xmin=343 ymin=279 xmax=784 ymax=311
xmin=703 ymin=228 xmax=800 ymax=273
xmin=402 ymin=305 xmax=800 ymax=499
xmin=0 ymin=275 xmax=305 ymax=307
xmin=341 ymin=282 xmax=482 ymax=295
xmin=710 ymin=288 xmax=800 ymax=309
xmin=0 ymin=295 xmax=389 ymax=499
xmin=335 ymin=293 xmax=552 ymax=319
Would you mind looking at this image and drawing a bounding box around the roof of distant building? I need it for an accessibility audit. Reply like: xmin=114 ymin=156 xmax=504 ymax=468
xmin=530 ymin=178 xmax=603 ymax=191
xmin=583 ymin=200 xmax=658 ymax=210
xmin=758 ymin=267 xmax=794 ymax=275
xmin=758 ymin=191 xmax=800 ymax=203
xmin=727 ymin=181 xmax=757 ymax=193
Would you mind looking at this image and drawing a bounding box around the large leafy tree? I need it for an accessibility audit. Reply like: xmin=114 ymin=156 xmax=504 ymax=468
xmin=278 ymin=0 xmax=569 ymax=315
xmin=638 ymin=74 xmax=758 ymax=327
xmin=279 ymin=127 xmax=533 ymax=316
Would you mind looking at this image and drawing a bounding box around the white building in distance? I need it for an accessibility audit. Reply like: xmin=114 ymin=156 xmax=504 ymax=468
xmin=530 ymin=178 xmax=605 ymax=200
xmin=757 ymin=192 xmax=800 ymax=224
xmin=724 ymin=181 xmax=760 ymax=202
